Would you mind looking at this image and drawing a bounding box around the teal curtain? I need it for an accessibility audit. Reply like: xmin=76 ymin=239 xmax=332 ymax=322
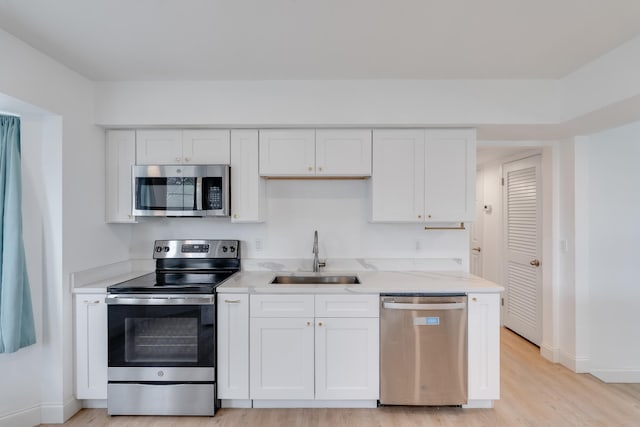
xmin=0 ymin=115 xmax=36 ymax=353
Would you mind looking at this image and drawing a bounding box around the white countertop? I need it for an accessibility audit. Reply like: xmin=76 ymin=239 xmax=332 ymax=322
xmin=70 ymin=258 xmax=503 ymax=295
xmin=217 ymin=270 xmax=503 ymax=294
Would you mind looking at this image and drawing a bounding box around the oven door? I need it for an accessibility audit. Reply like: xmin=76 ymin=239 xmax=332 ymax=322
xmin=106 ymin=294 xmax=215 ymax=371
xmin=106 ymin=294 xmax=217 ymax=416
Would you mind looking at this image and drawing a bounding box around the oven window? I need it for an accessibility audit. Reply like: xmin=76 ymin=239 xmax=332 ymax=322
xmin=108 ymin=304 xmax=214 ymax=367
xmin=125 ymin=317 xmax=198 ymax=363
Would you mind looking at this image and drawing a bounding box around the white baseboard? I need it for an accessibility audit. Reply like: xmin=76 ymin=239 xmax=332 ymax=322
xmin=463 ymin=400 xmax=494 ymax=409
xmin=591 ymin=370 xmax=640 ymax=383
xmin=558 ymin=350 xmax=590 ymax=373
xmin=540 ymin=343 xmax=558 ymax=363
xmin=40 ymin=397 xmax=82 ymax=424
xmin=252 ymin=400 xmax=378 ymax=408
xmin=0 ymin=397 xmax=81 ymax=427
xmin=220 ymin=399 xmax=252 ymax=408
xmin=0 ymin=404 xmax=40 ymax=427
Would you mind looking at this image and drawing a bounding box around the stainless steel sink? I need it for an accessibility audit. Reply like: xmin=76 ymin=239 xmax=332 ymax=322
xmin=271 ymin=275 xmax=360 ymax=285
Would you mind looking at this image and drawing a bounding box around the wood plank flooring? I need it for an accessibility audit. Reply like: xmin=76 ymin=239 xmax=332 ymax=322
xmin=42 ymin=328 xmax=640 ymax=426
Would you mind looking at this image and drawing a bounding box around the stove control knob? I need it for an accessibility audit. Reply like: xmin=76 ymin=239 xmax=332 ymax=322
xmin=230 ymin=246 xmax=236 ymax=253
xmin=155 ymin=246 xmax=162 ymax=253
xmin=157 ymin=370 xmax=164 ymax=377
xmin=164 ymin=246 xmax=170 ymax=252
xmin=222 ymin=246 xmax=228 ymax=253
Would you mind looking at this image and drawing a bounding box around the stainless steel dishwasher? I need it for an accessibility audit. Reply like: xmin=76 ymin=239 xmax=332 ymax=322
xmin=380 ymin=294 xmax=467 ymax=406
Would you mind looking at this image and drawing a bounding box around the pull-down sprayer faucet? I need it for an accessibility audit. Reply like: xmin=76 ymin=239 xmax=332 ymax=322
xmin=312 ymin=230 xmax=326 ymax=272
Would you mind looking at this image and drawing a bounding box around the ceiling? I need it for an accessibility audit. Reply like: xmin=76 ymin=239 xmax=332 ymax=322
xmin=0 ymin=0 xmax=639 ymax=81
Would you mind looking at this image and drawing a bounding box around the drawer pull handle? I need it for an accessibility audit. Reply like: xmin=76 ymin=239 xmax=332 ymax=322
xmin=225 ymin=299 xmax=241 ymax=303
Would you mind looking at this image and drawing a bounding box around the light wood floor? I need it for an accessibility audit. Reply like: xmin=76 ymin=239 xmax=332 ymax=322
xmin=42 ymin=328 xmax=640 ymax=426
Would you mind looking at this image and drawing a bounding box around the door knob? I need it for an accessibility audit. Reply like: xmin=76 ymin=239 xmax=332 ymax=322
xmin=472 ymin=247 xmax=481 ymax=252
xmin=530 ymin=259 xmax=541 ymax=267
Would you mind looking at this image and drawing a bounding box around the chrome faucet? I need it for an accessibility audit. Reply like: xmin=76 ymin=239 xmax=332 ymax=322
xmin=312 ymin=230 xmax=326 ymax=272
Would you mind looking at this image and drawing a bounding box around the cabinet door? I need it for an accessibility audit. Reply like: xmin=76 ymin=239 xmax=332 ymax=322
xmin=424 ymin=129 xmax=476 ymax=222
xmin=135 ymin=130 xmax=183 ymax=164
xmin=75 ymin=294 xmax=108 ymax=399
xmin=370 ymin=129 xmax=425 ymax=222
xmin=183 ymin=129 xmax=231 ymax=164
xmin=217 ymin=294 xmax=249 ymax=399
xmin=315 ymin=317 xmax=379 ymax=400
xmin=467 ymin=293 xmax=500 ymax=400
xmin=230 ymin=130 xmax=265 ymax=223
xmin=315 ymin=129 xmax=372 ymax=176
xmin=259 ymin=129 xmax=316 ymax=176
xmin=105 ymin=130 xmax=136 ymax=223
xmin=250 ymin=317 xmax=315 ymax=399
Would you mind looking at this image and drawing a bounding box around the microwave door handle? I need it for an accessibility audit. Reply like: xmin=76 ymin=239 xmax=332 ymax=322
xmin=196 ymin=177 xmax=203 ymax=212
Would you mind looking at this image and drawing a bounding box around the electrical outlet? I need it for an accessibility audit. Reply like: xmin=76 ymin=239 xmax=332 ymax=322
xmin=415 ymin=240 xmax=421 ymax=251
xmin=255 ymin=239 xmax=263 ymax=251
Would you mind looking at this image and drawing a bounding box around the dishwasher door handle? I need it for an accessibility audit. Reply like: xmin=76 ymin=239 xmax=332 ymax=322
xmin=382 ymin=302 xmax=466 ymax=311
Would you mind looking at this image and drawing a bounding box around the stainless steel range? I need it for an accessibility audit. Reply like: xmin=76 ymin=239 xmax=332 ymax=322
xmin=105 ymin=239 xmax=240 ymax=416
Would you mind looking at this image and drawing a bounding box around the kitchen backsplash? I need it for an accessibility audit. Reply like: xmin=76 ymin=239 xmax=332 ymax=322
xmin=126 ymin=180 xmax=470 ymax=268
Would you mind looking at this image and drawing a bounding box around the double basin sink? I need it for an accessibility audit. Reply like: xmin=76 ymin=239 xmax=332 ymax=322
xmin=271 ymin=275 xmax=360 ymax=285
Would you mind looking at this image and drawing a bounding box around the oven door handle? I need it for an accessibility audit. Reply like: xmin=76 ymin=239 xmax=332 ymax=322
xmin=105 ymin=295 xmax=215 ymax=305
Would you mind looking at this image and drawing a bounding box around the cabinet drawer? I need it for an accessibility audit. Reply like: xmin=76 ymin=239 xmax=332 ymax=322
xmin=315 ymin=294 xmax=379 ymax=318
xmin=250 ymin=295 xmax=315 ymax=317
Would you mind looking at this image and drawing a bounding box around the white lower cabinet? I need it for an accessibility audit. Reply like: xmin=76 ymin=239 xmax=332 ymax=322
xmin=315 ymin=317 xmax=379 ymax=400
xmin=467 ymin=293 xmax=500 ymax=402
xmin=217 ymin=294 xmax=250 ymax=399
xmin=248 ymin=294 xmax=379 ymax=402
xmin=218 ymin=291 xmax=500 ymax=407
xmin=74 ymin=292 xmax=108 ymax=400
xmin=250 ymin=317 xmax=315 ymax=399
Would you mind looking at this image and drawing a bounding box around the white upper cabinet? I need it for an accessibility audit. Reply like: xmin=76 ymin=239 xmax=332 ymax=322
xmin=231 ymin=130 xmax=266 ymax=223
xmin=315 ymin=129 xmax=372 ymax=176
xmin=259 ymin=129 xmax=316 ymax=176
xmin=136 ymin=129 xmax=230 ymax=165
xmin=105 ymin=130 xmax=136 ymax=223
xmin=424 ymin=129 xmax=476 ymax=222
xmin=259 ymin=129 xmax=372 ymax=177
xmin=182 ymin=130 xmax=231 ymax=164
xmin=371 ymin=129 xmax=426 ymax=222
xmin=135 ymin=129 xmax=182 ymax=164
xmin=371 ymin=128 xmax=476 ymax=223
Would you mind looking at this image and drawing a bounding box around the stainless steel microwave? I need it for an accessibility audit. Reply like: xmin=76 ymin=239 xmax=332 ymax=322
xmin=132 ymin=165 xmax=230 ymax=217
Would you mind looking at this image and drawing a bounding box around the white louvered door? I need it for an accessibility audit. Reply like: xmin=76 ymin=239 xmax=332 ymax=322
xmin=502 ymin=156 xmax=542 ymax=345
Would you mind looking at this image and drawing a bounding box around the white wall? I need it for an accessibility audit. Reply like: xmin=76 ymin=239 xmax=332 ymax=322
xmin=476 ymin=162 xmax=503 ymax=285
xmin=555 ymin=140 xmax=581 ymax=370
xmin=579 ymin=122 xmax=640 ymax=382
xmin=562 ymin=35 xmax=640 ymax=121
xmin=95 ymin=80 xmax=562 ymax=129
xmin=0 ymin=28 xmax=132 ymax=425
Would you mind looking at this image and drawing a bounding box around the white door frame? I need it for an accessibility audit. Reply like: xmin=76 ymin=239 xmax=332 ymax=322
xmin=476 ymin=141 xmax=558 ymax=362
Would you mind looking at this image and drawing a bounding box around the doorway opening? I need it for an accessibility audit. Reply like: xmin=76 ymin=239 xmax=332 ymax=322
xmin=473 ymin=143 xmax=551 ymax=349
